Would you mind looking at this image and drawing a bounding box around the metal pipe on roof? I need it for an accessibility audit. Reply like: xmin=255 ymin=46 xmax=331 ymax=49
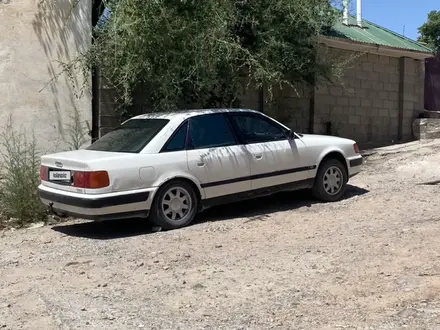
xmin=357 ymin=0 xmax=363 ymax=27
xmin=343 ymin=0 xmax=349 ymax=25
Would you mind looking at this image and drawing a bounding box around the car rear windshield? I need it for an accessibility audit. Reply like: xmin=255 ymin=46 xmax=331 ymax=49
xmin=87 ymin=119 xmax=169 ymax=153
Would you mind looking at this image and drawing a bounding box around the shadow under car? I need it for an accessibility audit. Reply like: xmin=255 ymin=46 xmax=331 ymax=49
xmin=51 ymin=184 xmax=369 ymax=240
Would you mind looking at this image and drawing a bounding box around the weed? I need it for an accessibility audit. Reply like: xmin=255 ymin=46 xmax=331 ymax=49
xmin=0 ymin=116 xmax=47 ymax=226
xmin=63 ymin=107 xmax=90 ymax=150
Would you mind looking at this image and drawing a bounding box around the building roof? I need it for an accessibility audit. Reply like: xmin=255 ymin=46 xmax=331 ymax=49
xmin=325 ymin=16 xmax=433 ymax=54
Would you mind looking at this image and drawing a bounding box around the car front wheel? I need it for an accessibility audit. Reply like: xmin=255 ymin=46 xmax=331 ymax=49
xmin=149 ymin=180 xmax=198 ymax=230
xmin=312 ymin=158 xmax=347 ymax=202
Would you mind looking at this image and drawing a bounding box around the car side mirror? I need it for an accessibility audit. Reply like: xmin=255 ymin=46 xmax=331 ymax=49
xmin=286 ymin=130 xmax=295 ymax=139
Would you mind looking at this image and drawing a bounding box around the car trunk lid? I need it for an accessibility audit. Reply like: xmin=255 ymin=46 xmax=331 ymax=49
xmin=40 ymin=150 xmax=131 ymax=194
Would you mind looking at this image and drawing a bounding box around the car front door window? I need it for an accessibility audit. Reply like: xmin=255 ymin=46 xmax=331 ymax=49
xmin=231 ymin=114 xmax=287 ymax=144
xmin=230 ymin=113 xmax=300 ymax=190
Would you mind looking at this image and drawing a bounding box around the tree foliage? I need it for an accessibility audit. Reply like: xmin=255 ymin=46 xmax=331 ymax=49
xmin=77 ymin=0 xmax=341 ymax=111
xmin=418 ymin=10 xmax=440 ymax=52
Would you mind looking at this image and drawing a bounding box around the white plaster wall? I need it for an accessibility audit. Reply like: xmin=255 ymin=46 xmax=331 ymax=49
xmin=0 ymin=0 xmax=92 ymax=154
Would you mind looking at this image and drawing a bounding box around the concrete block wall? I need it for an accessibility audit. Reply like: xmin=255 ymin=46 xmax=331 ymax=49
xmin=313 ymin=47 xmax=425 ymax=145
xmin=96 ymin=74 xmax=155 ymax=137
xmin=238 ymin=47 xmax=425 ymax=145
xmin=97 ymin=79 xmax=312 ymax=136
xmin=264 ymin=84 xmax=311 ymax=133
xmin=97 ymin=76 xmax=265 ymax=137
xmin=96 ymin=46 xmax=425 ymax=147
xmin=210 ymin=78 xmax=311 ymax=133
xmin=400 ymin=57 xmax=425 ymax=139
xmin=314 ymin=49 xmax=399 ymax=143
xmin=96 ymin=74 xmax=122 ymax=137
xmin=239 ymin=79 xmax=260 ymax=111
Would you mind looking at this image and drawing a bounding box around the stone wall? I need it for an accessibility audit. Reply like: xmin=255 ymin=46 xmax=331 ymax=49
xmin=0 ymin=0 xmax=92 ymax=153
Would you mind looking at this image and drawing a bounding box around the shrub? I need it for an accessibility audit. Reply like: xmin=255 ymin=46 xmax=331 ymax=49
xmin=0 ymin=117 xmax=47 ymax=226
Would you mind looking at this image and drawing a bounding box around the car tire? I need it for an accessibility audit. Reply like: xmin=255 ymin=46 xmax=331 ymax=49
xmin=312 ymin=158 xmax=347 ymax=202
xmin=149 ymin=180 xmax=198 ymax=230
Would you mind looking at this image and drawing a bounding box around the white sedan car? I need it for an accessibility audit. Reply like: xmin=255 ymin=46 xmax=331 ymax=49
xmin=38 ymin=109 xmax=363 ymax=230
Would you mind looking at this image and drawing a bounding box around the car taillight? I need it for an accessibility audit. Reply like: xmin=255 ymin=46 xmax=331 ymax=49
xmin=73 ymin=171 xmax=110 ymax=189
xmin=353 ymin=143 xmax=360 ymax=154
xmin=40 ymin=165 xmax=48 ymax=181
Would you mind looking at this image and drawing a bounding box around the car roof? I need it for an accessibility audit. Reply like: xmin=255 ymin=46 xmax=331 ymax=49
xmin=130 ymin=108 xmax=261 ymax=121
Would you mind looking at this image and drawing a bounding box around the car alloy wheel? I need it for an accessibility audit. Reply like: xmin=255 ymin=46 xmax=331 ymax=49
xmin=150 ymin=180 xmax=198 ymax=230
xmin=323 ymin=166 xmax=343 ymax=196
xmin=312 ymin=158 xmax=347 ymax=202
xmin=161 ymin=186 xmax=192 ymax=222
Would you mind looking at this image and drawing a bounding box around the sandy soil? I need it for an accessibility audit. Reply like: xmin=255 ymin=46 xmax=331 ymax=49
xmin=2 ymin=139 xmax=440 ymax=330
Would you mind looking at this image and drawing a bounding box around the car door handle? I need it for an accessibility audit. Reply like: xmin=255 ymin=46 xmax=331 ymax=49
xmin=254 ymin=154 xmax=263 ymax=160
xmin=197 ymin=161 xmax=205 ymax=167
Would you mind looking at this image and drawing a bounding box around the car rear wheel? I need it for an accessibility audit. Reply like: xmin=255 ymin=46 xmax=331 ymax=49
xmin=312 ymin=158 xmax=347 ymax=202
xmin=149 ymin=180 xmax=198 ymax=230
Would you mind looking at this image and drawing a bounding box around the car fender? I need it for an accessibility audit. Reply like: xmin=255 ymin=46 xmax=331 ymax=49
xmin=316 ymin=145 xmax=349 ymax=170
xmin=151 ymin=172 xmax=206 ymax=200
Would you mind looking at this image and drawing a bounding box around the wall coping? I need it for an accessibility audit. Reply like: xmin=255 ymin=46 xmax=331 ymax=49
xmin=320 ymin=36 xmax=434 ymax=60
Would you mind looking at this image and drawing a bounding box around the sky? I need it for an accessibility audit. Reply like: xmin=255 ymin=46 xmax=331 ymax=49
xmin=358 ymin=0 xmax=438 ymax=41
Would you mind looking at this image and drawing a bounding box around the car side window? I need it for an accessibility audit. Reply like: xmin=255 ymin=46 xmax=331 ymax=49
xmin=162 ymin=121 xmax=188 ymax=152
xmin=231 ymin=114 xmax=287 ymax=144
xmin=188 ymin=114 xmax=237 ymax=149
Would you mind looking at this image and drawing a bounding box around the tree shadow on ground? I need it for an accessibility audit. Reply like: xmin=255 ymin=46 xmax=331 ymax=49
xmin=52 ymin=184 xmax=369 ymax=240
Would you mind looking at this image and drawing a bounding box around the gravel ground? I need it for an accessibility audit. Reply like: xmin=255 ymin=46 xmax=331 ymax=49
xmin=2 ymin=139 xmax=440 ymax=330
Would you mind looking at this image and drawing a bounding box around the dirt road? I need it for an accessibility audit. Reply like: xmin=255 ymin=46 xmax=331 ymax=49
xmin=2 ymin=140 xmax=440 ymax=330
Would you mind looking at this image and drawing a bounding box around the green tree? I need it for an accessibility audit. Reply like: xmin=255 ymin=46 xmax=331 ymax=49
xmin=418 ymin=10 xmax=440 ymax=52
xmin=56 ymin=0 xmax=344 ymax=111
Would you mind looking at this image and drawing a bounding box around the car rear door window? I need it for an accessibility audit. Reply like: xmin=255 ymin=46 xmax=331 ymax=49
xmin=162 ymin=121 xmax=188 ymax=152
xmin=188 ymin=114 xmax=237 ymax=149
xmin=87 ymin=119 xmax=169 ymax=153
xmin=231 ymin=114 xmax=287 ymax=144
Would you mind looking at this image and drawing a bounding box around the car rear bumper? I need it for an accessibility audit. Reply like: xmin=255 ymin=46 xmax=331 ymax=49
xmin=347 ymin=155 xmax=363 ymax=178
xmin=38 ymin=184 xmax=156 ymax=221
